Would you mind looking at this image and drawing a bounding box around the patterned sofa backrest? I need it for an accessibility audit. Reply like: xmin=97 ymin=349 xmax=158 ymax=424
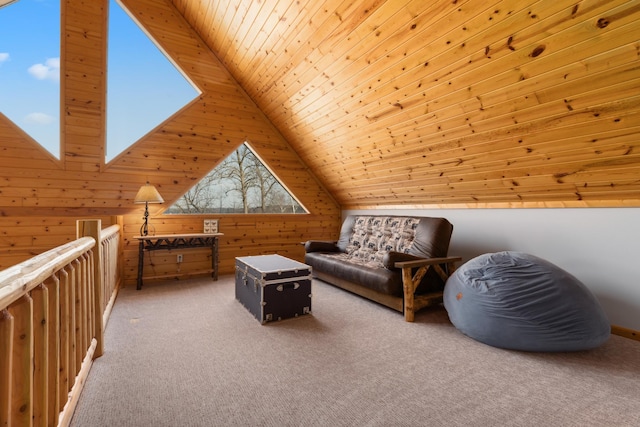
xmin=336 ymin=215 xmax=453 ymax=267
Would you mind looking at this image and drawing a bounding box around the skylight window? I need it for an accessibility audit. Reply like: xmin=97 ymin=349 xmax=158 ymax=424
xmin=165 ymin=142 xmax=308 ymax=214
xmin=0 ymin=0 xmax=60 ymax=158
xmin=105 ymin=0 xmax=200 ymax=162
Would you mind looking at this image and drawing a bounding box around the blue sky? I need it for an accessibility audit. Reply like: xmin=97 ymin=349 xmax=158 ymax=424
xmin=0 ymin=0 xmax=198 ymax=160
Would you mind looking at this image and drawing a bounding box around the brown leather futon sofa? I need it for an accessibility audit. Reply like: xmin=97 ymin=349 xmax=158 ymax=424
xmin=304 ymin=215 xmax=460 ymax=321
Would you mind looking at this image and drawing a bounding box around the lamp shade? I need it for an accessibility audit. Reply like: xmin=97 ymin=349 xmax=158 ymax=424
xmin=134 ymin=182 xmax=164 ymax=204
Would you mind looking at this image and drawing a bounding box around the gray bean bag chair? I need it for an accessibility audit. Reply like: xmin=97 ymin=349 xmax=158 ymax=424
xmin=444 ymin=251 xmax=610 ymax=352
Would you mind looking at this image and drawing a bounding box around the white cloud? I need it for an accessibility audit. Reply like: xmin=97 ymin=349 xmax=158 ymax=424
xmin=0 ymin=53 xmax=8 ymax=63
xmin=28 ymin=57 xmax=60 ymax=81
xmin=24 ymin=112 xmax=54 ymax=125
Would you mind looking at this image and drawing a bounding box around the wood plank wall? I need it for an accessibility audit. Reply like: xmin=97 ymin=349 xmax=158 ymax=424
xmin=0 ymin=217 xmax=115 ymax=271
xmin=121 ymin=213 xmax=338 ymax=287
xmin=0 ymin=0 xmax=340 ymax=282
xmin=173 ymin=0 xmax=640 ymax=208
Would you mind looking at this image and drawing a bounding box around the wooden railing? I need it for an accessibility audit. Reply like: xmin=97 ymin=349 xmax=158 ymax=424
xmin=97 ymin=224 xmax=122 ymax=331
xmin=0 ymin=219 xmax=122 ymax=426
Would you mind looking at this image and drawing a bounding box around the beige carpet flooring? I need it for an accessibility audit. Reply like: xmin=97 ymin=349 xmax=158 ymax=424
xmin=70 ymin=275 xmax=640 ymax=427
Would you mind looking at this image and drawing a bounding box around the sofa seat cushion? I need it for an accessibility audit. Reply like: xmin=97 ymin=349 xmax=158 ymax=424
xmin=305 ymin=252 xmax=403 ymax=296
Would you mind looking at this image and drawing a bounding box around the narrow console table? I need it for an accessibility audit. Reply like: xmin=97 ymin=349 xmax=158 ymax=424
xmin=134 ymin=233 xmax=223 ymax=290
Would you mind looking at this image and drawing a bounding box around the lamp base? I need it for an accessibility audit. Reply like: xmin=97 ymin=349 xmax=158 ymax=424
xmin=140 ymin=202 xmax=150 ymax=236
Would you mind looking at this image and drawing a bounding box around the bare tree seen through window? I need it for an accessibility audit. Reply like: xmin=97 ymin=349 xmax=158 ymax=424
xmin=165 ymin=143 xmax=306 ymax=214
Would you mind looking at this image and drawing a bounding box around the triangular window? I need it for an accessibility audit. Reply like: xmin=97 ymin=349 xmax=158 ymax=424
xmin=105 ymin=0 xmax=200 ymax=162
xmin=165 ymin=142 xmax=307 ymax=214
xmin=0 ymin=0 xmax=61 ymax=158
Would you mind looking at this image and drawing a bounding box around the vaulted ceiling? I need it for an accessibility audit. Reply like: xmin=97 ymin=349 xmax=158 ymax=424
xmin=1 ymin=0 xmax=638 ymax=216
xmin=171 ymin=0 xmax=640 ymax=208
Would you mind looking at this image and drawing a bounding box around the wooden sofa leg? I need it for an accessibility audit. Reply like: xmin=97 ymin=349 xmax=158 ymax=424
xmin=402 ymin=267 xmax=415 ymax=322
xmin=432 ymin=262 xmax=456 ymax=282
xmin=398 ymin=259 xmax=460 ymax=322
xmin=403 ymin=266 xmax=429 ymax=322
xmin=403 ymin=264 xmax=440 ymax=322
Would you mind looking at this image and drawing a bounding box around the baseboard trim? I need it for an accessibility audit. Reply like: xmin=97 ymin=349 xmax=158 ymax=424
xmin=611 ymin=325 xmax=640 ymax=341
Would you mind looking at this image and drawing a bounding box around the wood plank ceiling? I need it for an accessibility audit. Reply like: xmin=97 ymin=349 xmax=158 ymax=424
xmin=172 ymin=0 xmax=640 ymax=208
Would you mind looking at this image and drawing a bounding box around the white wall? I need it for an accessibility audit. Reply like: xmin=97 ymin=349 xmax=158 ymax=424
xmin=344 ymin=208 xmax=640 ymax=331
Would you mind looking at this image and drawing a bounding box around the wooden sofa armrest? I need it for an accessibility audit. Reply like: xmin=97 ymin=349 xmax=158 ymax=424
xmin=394 ymin=256 xmax=462 ymax=322
xmin=394 ymin=256 xmax=462 ymax=270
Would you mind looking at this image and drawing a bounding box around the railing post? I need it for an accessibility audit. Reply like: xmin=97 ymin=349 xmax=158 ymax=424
xmin=0 ymin=309 xmax=14 ymax=424
xmin=7 ymin=295 xmax=34 ymax=427
xmin=76 ymin=219 xmax=104 ymax=358
xmin=31 ymin=284 xmax=50 ymax=426
xmin=44 ymin=275 xmax=61 ymax=425
xmin=113 ymin=215 xmax=125 ymax=289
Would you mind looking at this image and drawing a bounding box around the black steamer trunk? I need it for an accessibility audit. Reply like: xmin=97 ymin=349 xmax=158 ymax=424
xmin=235 ymin=255 xmax=312 ymax=324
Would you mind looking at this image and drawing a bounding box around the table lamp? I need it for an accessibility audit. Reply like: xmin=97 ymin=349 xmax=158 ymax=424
xmin=134 ymin=182 xmax=164 ymax=236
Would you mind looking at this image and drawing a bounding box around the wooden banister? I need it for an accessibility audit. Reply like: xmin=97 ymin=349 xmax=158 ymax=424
xmin=0 ymin=238 xmax=94 ymax=309
xmin=0 ymin=218 xmax=122 ymax=427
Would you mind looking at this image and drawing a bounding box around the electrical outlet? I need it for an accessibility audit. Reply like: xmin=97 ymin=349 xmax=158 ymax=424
xmin=177 ymin=254 xmax=183 ymax=263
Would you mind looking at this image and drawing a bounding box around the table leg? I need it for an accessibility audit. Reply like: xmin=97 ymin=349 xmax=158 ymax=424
xmin=212 ymin=237 xmax=219 ymax=281
xmin=137 ymin=240 xmax=144 ymax=290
